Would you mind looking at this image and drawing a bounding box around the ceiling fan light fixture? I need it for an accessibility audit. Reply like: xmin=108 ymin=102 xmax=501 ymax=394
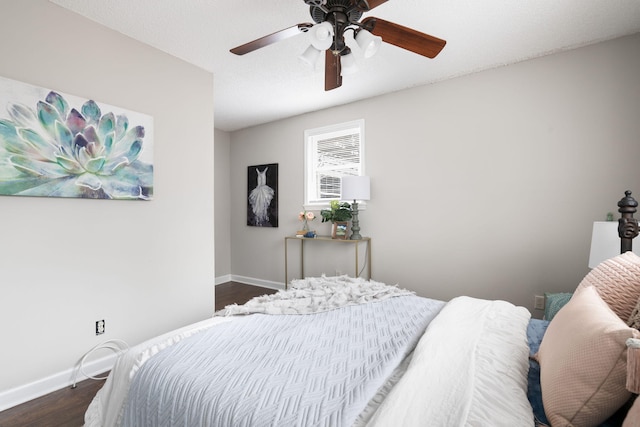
xmin=355 ymin=29 xmax=382 ymax=58
xmin=340 ymin=52 xmax=358 ymax=76
xmin=229 ymin=1 xmax=447 ymax=91
xmin=299 ymin=45 xmax=322 ymax=68
xmin=310 ymin=21 xmax=334 ymax=50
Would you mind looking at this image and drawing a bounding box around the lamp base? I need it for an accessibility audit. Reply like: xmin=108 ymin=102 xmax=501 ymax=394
xmin=349 ymin=200 xmax=362 ymax=240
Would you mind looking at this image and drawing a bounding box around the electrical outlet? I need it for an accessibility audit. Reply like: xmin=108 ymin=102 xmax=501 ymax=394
xmin=335 ymin=270 xmax=342 ymax=276
xmin=534 ymin=295 xmax=545 ymax=310
xmin=96 ymin=319 xmax=105 ymax=335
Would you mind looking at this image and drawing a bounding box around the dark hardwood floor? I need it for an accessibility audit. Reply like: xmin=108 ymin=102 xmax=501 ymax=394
xmin=214 ymin=281 xmax=276 ymax=309
xmin=0 ymin=282 xmax=277 ymax=427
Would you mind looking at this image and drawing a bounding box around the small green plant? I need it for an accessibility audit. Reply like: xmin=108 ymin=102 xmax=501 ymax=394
xmin=320 ymin=200 xmax=352 ymax=223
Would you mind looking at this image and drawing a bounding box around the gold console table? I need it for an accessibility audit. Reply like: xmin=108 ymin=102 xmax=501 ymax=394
xmin=284 ymin=236 xmax=371 ymax=288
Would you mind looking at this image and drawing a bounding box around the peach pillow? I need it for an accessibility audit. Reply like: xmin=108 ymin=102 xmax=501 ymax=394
xmin=575 ymin=251 xmax=640 ymax=322
xmin=538 ymin=286 xmax=639 ymax=427
xmin=623 ymin=397 xmax=640 ymax=427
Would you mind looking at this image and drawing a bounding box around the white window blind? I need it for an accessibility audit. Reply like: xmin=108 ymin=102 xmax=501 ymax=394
xmin=304 ymin=119 xmax=364 ymax=207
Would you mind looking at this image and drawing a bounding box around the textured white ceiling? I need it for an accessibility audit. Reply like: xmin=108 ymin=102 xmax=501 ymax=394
xmin=49 ymin=0 xmax=640 ymax=132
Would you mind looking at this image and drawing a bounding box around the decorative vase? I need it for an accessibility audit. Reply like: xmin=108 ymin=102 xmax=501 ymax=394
xmin=302 ymin=218 xmax=309 ymax=232
xmin=332 ymin=221 xmax=349 ymax=239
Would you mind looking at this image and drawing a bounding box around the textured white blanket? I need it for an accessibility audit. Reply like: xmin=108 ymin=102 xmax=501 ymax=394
xmin=366 ymin=296 xmax=534 ymax=427
xmin=122 ymin=294 xmax=443 ymax=427
xmin=85 ymin=276 xmax=423 ymax=427
xmin=217 ymin=275 xmax=414 ymax=316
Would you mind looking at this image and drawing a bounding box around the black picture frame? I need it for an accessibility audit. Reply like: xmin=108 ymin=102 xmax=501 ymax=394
xmin=247 ymin=163 xmax=278 ymax=227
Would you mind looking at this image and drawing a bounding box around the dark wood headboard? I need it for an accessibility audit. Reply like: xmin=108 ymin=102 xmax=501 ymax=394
xmin=618 ymin=190 xmax=639 ymax=253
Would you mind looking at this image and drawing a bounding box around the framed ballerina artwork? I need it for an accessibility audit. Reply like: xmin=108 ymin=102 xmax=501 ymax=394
xmin=247 ymin=163 xmax=278 ymax=227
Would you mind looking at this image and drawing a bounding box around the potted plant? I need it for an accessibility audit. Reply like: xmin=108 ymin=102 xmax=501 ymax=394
xmin=320 ymin=201 xmax=352 ymax=239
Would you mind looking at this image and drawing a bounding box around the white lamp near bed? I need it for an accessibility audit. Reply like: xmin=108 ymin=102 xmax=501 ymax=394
xmin=588 ymin=221 xmax=639 ymax=268
xmin=341 ymin=175 xmax=370 ymax=240
xmin=589 ymin=221 xmax=621 ymax=268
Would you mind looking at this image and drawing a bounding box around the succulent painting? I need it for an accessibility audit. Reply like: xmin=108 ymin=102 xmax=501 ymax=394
xmin=0 ymin=90 xmax=153 ymax=199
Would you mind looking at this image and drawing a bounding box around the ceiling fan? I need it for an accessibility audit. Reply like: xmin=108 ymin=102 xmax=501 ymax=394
xmin=230 ymin=0 xmax=446 ymax=91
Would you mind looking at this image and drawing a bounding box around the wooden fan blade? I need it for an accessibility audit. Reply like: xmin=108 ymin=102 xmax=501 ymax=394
xmin=361 ymin=17 xmax=446 ymax=58
xmin=325 ymin=50 xmax=342 ymax=91
xmin=230 ymin=23 xmax=313 ymax=55
xmin=355 ymin=0 xmax=388 ymax=11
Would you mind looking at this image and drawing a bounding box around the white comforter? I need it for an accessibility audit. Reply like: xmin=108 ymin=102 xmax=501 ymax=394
xmin=366 ymin=296 xmax=534 ymax=427
xmin=85 ymin=278 xmax=534 ymax=427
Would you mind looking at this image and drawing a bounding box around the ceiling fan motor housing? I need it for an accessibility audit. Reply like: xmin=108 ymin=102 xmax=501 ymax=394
xmin=308 ymin=0 xmax=364 ymax=54
xmin=309 ymin=0 xmax=363 ymax=25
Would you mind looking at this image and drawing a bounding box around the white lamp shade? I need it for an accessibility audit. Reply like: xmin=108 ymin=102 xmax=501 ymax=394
xmin=341 ymin=176 xmax=370 ymax=201
xmin=299 ymin=45 xmax=321 ymax=68
xmin=356 ymin=29 xmax=382 ymax=58
xmin=310 ymin=21 xmax=334 ymax=51
xmin=340 ymin=52 xmax=358 ymax=76
xmin=589 ymin=221 xmax=639 ymax=268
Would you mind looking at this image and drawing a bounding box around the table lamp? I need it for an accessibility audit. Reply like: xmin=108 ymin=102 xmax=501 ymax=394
xmin=341 ymin=176 xmax=370 ymax=240
xmin=589 ymin=191 xmax=639 ymax=268
xmin=588 ymin=222 xmax=622 ymax=268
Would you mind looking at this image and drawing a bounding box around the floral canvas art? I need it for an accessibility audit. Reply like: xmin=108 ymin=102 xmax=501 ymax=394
xmin=0 ymin=76 xmax=153 ymax=200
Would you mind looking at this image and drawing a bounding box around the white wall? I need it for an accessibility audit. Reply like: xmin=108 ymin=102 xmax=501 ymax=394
xmin=215 ymin=129 xmax=231 ymax=282
xmin=229 ymin=33 xmax=640 ymax=310
xmin=0 ymin=0 xmax=214 ymax=404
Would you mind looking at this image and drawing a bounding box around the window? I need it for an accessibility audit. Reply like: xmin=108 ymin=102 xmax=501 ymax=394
xmin=304 ymin=119 xmax=365 ymax=208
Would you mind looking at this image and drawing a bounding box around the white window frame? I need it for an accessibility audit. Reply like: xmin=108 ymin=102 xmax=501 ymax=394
xmin=304 ymin=119 xmax=365 ymax=210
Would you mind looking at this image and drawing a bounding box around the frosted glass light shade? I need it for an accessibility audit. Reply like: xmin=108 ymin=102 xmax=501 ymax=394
xmin=340 ymin=52 xmax=358 ymax=76
xmin=588 ymin=221 xmax=639 ymax=268
xmin=356 ymin=29 xmax=382 ymax=58
xmin=299 ymin=45 xmax=321 ymax=67
xmin=310 ymin=22 xmax=334 ymax=51
xmin=342 ymin=176 xmax=370 ymax=201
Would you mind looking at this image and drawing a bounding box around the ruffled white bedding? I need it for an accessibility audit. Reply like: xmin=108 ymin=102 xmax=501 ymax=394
xmin=217 ymin=275 xmax=414 ymax=316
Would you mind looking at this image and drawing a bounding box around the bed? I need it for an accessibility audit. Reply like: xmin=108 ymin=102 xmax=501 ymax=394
xmin=84 ymin=191 xmax=640 ymax=427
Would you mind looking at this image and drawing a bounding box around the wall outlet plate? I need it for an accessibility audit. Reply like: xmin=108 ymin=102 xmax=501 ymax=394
xmin=96 ymin=319 xmax=105 ymax=335
xmin=534 ymin=295 xmax=545 ymax=310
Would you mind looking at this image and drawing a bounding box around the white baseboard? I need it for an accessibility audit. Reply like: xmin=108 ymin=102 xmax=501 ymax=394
xmin=0 ymin=353 xmax=116 ymax=412
xmin=227 ymin=275 xmax=285 ymax=291
xmin=214 ymin=274 xmax=232 ymax=285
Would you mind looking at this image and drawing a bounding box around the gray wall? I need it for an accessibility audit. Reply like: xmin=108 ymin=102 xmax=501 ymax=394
xmin=215 ymin=128 xmax=231 ymax=281
xmin=226 ymin=33 xmax=640 ymax=311
xmin=0 ymin=0 xmax=214 ymax=399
